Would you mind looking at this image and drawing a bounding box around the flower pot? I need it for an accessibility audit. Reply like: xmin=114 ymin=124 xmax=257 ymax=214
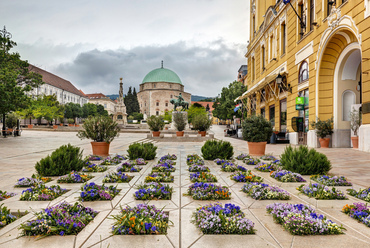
xmin=27 ymin=124 xmax=33 ymax=129
xmin=247 ymin=141 xmax=267 ymax=156
xmin=75 ymin=124 xmax=80 ymax=127
xmin=319 ymin=138 xmax=330 ymax=148
xmin=176 ymin=131 xmax=184 ymax=137
xmin=68 ymin=124 xmax=74 ymax=127
xmin=152 ymin=131 xmax=160 ymax=137
xmin=351 ymin=136 xmax=359 ymax=149
xmin=59 ymin=124 xmax=63 ymax=126
xmin=198 ymin=131 xmax=206 ymax=137
xmin=91 ymin=141 xmax=110 ymax=156
xmin=53 ymin=125 xmax=58 ymax=129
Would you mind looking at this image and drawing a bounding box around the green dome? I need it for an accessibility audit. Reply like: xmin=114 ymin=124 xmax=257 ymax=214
xmin=142 ymin=67 xmax=182 ymax=85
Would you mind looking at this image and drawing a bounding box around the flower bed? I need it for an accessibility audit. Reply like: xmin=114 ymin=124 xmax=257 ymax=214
xmin=192 ymin=203 xmax=255 ymax=234
xmin=145 ymin=172 xmax=174 ymax=183
xmin=32 ymin=174 xmax=52 ymax=183
xmin=310 ymin=175 xmax=352 ymax=186
xmin=242 ymin=182 xmax=290 ymax=200
xmin=19 ymin=202 xmax=98 ymax=237
xmin=266 ymin=203 xmax=345 ymax=235
xmin=298 ymin=183 xmax=347 ymax=200
xmin=254 ymin=162 xmax=280 ymax=172
xmin=260 ymin=155 xmax=277 ymax=161
xmin=134 ymin=182 xmax=173 ymax=200
xmin=102 ymin=172 xmax=134 ymax=183
xmin=188 ymin=165 xmax=210 ymax=172
xmin=230 ymin=171 xmax=263 ymax=183
xmin=190 ymin=172 xmax=218 ymax=183
xmin=221 ymin=162 xmax=247 ymax=172
xmin=112 ymin=203 xmax=170 ymax=235
xmin=113 ymin=155 xmax=126 ymax=161
xmin=82 ymin=162 xmax=108 ymax=173
xmin=0 ymin=190 xmax=16 ymax=201
xmin=347 ymin=187 xmax=370 ymax=202
xmin=152 ymin=163 xmax=175 ymax=172
xmin=57 ymin=172 xmax=94 ymax=183
xmin=0 ymin=204 xmax=17 ymax=228
xmin=14 ymin=177 xmax=43 ymax=188
xmin=20 ymin=185 xmax=67 ymax=201
xmin=159 ymin=154 xmax=177 ymax=161
xmin=342 ymin=202 xmax=370 ymax=227
xmin=243 ymin=158 xmax=260 ymax=165
xmin=117 ymin=162 xmax=142 ymax=173
xmin=101 ymin=157 xmax=121 ymax=165
xmin=87 ymin=155 xmax=103 ymax=161
xmin=214 ymin=158 xmax=233 ymax=165
xmin=186 ymin=182 xmax=231 ymax=200
xmin=135 ymin=158 xmax=147 ymax=165
xmin=187 ymin=154 xmax=204 ymax=165
xmin=236 ymin=153 xmax=250 ymax=160
xmin=270 ymin=170 xmax=306 ymax=182
xmin=80 ymin=182 xmax=120 ymax=201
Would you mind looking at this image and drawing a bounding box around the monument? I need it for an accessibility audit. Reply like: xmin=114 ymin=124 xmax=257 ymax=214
xmin=113 ymin=78 xmax=128 ymax=125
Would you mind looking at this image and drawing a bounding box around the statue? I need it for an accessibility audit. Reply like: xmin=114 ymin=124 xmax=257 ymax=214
xmin=170 ymin=93 xmax=189 ymax=111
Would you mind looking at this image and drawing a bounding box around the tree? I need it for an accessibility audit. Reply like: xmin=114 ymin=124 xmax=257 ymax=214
xmin=0 ymin=27 xmax=43 ymax=128
xmin=187 ymin=104 xmax=207 ymax=124
xmin=82 ymin=103 xmax=97 ymax=118
xmin=124 ymin=87 xmax=133 ymax=115
xmin=212 ymin=81 xmax=245 ymax=120
xmin=132 ymin=87 xmax=140 ymax=113
xmin=96 ymin=104 xmax=108 ymax=116
xmin=33 ymin=95 xmax=64 ymax=125
xmin=17 ymin=99 xmax=36 ymax=125
xmin=64 ymin=102 xmax=83 ymax=120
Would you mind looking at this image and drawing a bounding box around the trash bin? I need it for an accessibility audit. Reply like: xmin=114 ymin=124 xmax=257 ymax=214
xmin=270 ymin=133 xmax=277 ymax=144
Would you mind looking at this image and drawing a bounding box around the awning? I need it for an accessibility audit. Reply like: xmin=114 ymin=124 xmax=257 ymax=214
xmin=234 ymin=63 xmax=288 ymax=102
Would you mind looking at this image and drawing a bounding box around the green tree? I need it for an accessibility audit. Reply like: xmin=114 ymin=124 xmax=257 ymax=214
xmin=17 ymin=99 xmax=36 ymax=125
xmin=163 ymin=110 xmax=172 ymax=123
xmin=33 ymin=95 xmax=64 ymax=125
xmin=96 ymin=104 xmax=108 ymax=116
xmin=82 ymin=103 xmax=97 ymax=118
xmin=187 ymin=104 xmax=207 ymax=123
xmin=132 ymin=87 xmax=140 ymax=113
xmin=124 ymin=87 xmax=134 ymax=115
xmin=0 ymin=27 xmax=43 ymax=124
xmin=212 ymin=81 xmax=245 ymax=120
xmin=64 ymin=102 xmax=83 ymax=120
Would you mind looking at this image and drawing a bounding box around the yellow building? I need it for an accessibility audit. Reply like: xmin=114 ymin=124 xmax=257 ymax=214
xmin=237 ymin=0 xmax=370 ymax=151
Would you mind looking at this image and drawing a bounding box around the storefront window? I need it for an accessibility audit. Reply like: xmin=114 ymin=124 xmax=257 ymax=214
xmin=261 ymin=107 xmax=265 ymax=118
xmin=280 ymin=99 xmax=287 ymax=132
xmin=299 ymin=89 xmax=309 ymax=132
xmin=269 ymin=105 xmax=275 ymax=129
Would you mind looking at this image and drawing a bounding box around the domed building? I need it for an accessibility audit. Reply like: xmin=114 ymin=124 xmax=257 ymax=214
xmin=137 ymin=63 xmax=191 ymax=118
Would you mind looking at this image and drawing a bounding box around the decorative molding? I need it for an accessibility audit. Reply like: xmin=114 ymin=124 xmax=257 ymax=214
xmin=327 ymin=6 xmax=342 ymax=28
xmin=295 ymin=41 xmax=314 ymax=65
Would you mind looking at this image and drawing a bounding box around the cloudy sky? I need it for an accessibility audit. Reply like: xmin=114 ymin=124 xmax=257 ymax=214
xmin=2 ymin=0 xmax=250 ymax=97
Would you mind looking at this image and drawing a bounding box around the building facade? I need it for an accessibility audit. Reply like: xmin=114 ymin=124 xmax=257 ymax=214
xmin=137 ymin=65 xmax=191 ymax=117
xmin=237 ymin=0 xmax=370 ymax=151
xmin=86 ymin=93 xmax=117 ymax=116
xmin=29 ymin=65 xmax=89 ymax=106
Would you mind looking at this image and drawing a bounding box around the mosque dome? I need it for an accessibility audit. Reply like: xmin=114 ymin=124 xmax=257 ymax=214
xmin=142 ymin=67 xmax=182 ymax=85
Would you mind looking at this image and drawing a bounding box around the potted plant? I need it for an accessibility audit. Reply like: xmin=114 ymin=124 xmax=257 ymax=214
xmin=6 ymin=113 xmax=18 ymax=132
xmin=173 ymin=112 xmax=186 ymax=136
xmin=147 ymin=115 xmax=165 ymax=137
xmin=242 ymin=115 xmax=273 ymax=156
xmin=192 ymin=114 xmax=212 ymax=136
xmin=59 ymin=117 xmax=64 ymax=126
xmin=67 ymin=118 xmax=74 ymax=127
xmin=350 ymin=109 xmax=361 ymax=148
xmin=77 ymin=116 xmax=120 ymax=156
xmin=311 ymin=117 xmax=333 ymax=148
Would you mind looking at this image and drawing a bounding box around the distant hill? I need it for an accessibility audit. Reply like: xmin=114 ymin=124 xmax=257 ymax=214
xmin=191 ymin=95 xmax=215 ymax=102
xmin=106 ymin=94 xmax=125 ymax=100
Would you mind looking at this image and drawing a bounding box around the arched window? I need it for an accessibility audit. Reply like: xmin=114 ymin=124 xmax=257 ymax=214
xmin=299 ymin=61 xmax=309 ymax=83
xmin=342 ymin=90 xmax=355 ymax=121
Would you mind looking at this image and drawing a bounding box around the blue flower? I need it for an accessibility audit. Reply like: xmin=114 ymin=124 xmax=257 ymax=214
xmin=144 ymin=223 xmax=152 ymax=230
xmin=151 ymin=226 xmax=157 ymax=232
xmin=59 ymin=231 xmax=65 ymax=236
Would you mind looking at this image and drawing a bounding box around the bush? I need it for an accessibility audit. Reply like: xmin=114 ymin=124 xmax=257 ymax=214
xmin=311 ymin=117 xmax=333 ymax=139
xmin=127 ymin=142 xmax=157 ymax=160
xmin=35 ymin=144 xmax=85 ymax=176
xmin=192 ymin=114 xmax=212 ymax=131
xmin=147 ymin=116 xmax=165 ymax=131
xmin=6 ymin=113 xmax=18 ymax=129
xmin=67 ymin=118 xmax=75 ymax=124
xmin=173 ymin=112 xmax=187 ymax=131
xmin=201 ymin=140 xmax=234 ymax=160
xmin=77 ymin=115 xmax=120 ymax=143
xmin=280 ymin=145 xmax=332 ymax=175
xmin=242 ymin=115 xmax=272 ymax=142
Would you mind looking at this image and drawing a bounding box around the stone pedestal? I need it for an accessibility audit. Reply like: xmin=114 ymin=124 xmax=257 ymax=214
xmin=170 ymin=111 xmax=190 ymax=130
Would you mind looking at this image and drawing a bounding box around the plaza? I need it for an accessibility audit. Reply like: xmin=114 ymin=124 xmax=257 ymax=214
xmin=0 ymin=127 xmax=369 ymax=248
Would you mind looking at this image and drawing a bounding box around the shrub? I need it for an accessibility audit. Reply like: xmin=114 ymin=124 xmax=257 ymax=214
xmin=127 ymin=142 xmax=157 ymax=160
xmin=173 ymin=112 xmax=187 ymax=131
xmin=192 ymin=114 xmax=212 ymax=131
xmin=67 ymin=118 xmax=75 ymax=124
xmin=242 ymin=115 xmax=272 ymax=142
xmin=147 ymin=115 xmax=165 ymax=131
xmin=311 ymin=117 xmax=333 ymax=139
xmin=201 ymin=140 xmax=233 ymax=160
xmin=280 ymin=145 xmax=332 ymax=175
xmin=35 ymin=144 xmax=85 ymax=176
xmin=77 ymin=115 xmax=120 ymax=143
xmin=5 ymin=113 xmax=18 ymax=129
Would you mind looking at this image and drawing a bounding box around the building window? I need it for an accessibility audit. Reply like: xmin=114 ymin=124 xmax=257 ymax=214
xmin=251 ymin=57 xmax=255 ymax=81
xmin=153 ymin=83 xmax=156 ymax=88
xmin=165 ymin=102 xmax=168 ymax=107
xmin=310 ymin=0 xmax=315 ymax=31
xmin=156 ymin=111 xmax=159 ymax=116
xmin=261 ymin=107 xmax=265 ymax=118
xmin=327 ymin=0 xmax=335 ymax=17
xmin=269 ymin=35 xmax=274 ymax=61
xmin=170 ymin=84 xmax=172 ymax=88
xmin=145 ymin=102 xmax=146 ymax=106
xmin=252 ymin=15 xmax=256 ymax=35
xmin=170 ymin=95 xmax=173 ymax=98
xmin=44 ymin=88 xmax=47 ymax=93
xmin=281 ymin=22 xmax=286 ymax=55
xmin=104 ymin=104 xmax=107 ymax=109
xmin=270 ymin=105 xmax=275 ymax=129
xmin=280 ymin=99 xmax=287 ymax=132
xmin=299 ymin=61 xmax=309 ymax=83
xmin=156 ymin=102 xmax=159 ymax=106
xmin=299 ymin=2 xmax=305 ymax=39
xmin=261 ymin=46 xmax=265 ymax=71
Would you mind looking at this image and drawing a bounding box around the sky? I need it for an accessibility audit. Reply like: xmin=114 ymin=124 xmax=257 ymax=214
xmin=2 ymin=0 xmax=250 ymax=97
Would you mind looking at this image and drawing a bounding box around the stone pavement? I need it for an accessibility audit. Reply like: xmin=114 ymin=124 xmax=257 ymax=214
xmin=0 ymin=128 xmax=369 ymax=247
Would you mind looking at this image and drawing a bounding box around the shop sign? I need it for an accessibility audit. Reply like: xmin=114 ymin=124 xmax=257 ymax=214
xmin=296 ymin=97 xmax=304 ymax=110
